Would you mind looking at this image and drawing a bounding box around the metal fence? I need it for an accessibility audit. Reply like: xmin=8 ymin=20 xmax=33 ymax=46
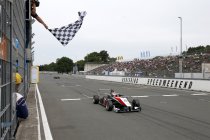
xmin=0 ymin=0 xmax=32 ymax=139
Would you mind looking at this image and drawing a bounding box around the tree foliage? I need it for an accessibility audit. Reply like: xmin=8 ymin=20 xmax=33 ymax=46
xmin=39 ymin=50 xmax=116 ymax=72
xmin=100 ymin=50 xmax=109 ymax=62
xmin=84 ymin=52 xmax=101 ymax=62
xmin=84 ymin=50 xmax=115 ymax=63
xmin=185 ymin=45 xmax=210 ymax=55
xmin=76 ymin=60 xmax=85 ymax=71
xmin=39 ymin=62 xmax=56 ymax=71
xmin=56 ymin=57 xmax=73 ymax=74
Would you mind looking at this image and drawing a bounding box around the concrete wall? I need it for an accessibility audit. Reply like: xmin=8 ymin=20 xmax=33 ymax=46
xmin=204 ymin=73 xmax=210 ymax=79
xmin=86 ymin=75 xmax=210 ymax=92
xmin=175 ymin=73 xmax=209 ymax=79
xmin=175 ymin=63 xmax=210 ymax=79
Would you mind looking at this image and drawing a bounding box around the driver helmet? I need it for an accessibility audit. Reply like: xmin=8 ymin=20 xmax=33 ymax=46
xmin=110 ymin=89 xmax=117 ymax=96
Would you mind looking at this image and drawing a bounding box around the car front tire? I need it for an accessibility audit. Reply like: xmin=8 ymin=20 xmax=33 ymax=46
xmin=105 ymin=100 xmax=113 ymax=111
xmin=93 ymin=95 xmax=99 ymax=104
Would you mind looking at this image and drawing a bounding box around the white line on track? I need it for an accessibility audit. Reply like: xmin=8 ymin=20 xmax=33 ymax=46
xmin=82 ymin=94 xmax=92 ymax=98
xmin=162 ymin=94 xmax=178 ymax=97
xmin=35 ymin=86 xmax=41 ymax=140
xmin=60 ymin=92 xmax=209 ymax=102
xmin=199 ymin=99 xmax=210 ymax=103
xmin=191 ymin=93 xmax=208 ymax=96
xmin=61 ymin=98 xmax=81 ymax=101
xmin=98 ymin=88 xmax=110 ymax=91
xmin=61 ymin=94 xmax=92 ymax=102
xmin=61 ymin=85 xmax=81 ymax=87
xmin=36 ymin=84 xmax=53 ymax=140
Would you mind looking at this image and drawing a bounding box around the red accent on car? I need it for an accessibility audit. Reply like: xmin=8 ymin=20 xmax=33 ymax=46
xmin=115 ymin=97 xmax=127 ymax=106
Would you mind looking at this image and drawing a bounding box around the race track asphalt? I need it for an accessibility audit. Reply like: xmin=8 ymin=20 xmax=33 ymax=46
xmin=38 ymin=73 xmax=210 ymax=140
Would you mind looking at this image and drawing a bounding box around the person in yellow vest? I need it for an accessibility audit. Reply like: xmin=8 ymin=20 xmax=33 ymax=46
xmin=15 ymin=73 xmax=23 ymax=92
xmin=15 ymin=73 xmax=28 ymax=120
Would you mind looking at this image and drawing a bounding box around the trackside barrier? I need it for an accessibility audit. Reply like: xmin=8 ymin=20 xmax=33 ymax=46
xmin=85 ymin=75 xmax=210 ymax=92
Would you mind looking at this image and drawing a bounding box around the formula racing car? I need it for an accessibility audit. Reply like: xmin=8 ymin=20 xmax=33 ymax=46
xmin=93 ymin=89 xmax=142 ymax=112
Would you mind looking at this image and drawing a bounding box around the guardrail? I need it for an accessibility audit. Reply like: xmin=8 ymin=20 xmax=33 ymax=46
xmin=86 ymin=75 xmax=210 ymax=92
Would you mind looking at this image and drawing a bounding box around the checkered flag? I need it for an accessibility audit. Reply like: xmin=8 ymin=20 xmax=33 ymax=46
xmin=48 ymin=11 xmax=87 ymax=46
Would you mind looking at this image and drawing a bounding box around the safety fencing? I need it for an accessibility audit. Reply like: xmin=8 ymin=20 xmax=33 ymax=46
xmin=0 ymin=0 xmax=32 ymax=139
xmin=86 ymin=75 xmax=210 ymax=92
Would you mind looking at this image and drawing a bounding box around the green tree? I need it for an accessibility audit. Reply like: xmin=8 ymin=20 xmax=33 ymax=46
xmin=84 ymin=50 xmax=115 ymax=63
xmin=187 ymin=45 xmax=206 ymax=54
xmin=109 ymin=57 xmax=117 ymax=62
xmin=84 ymin=52 xmax=101 ymax=62
xmin=56 ymin=57 xmax=73 ymax=74
xmin=39 ymin=64 xmax=47 ymax=71
xmin=76 ymin=60 xmax=85 ymax=71
xmin=99 ymin=50 xmax=109 ymax=62
xmin=205 ymin=45 xmax=210 ymax=53
xmin=48 ymin=62 xmax=57 ymax=71
xmin=39 ymin=62 xmax=57 ymax=71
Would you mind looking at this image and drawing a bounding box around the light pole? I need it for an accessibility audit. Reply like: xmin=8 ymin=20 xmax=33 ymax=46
xmin=178 ymin=17 xmax=182 ymax=55
xmin=178 ymin=17 xmax=183 ymax=74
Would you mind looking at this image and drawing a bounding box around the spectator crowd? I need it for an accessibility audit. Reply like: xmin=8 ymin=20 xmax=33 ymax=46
xmin=87 ymin=54 xmax=210 ymax=78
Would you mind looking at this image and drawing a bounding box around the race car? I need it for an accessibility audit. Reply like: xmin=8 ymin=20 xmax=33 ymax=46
xmin=53 ymin=76 xmax=60 ymax=79
xmin=93 ymin=89 xmax=142 ymax=112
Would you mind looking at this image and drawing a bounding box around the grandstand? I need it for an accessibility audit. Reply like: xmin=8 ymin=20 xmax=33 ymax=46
xmin=86 ymin=54 xmax=210 ymax=79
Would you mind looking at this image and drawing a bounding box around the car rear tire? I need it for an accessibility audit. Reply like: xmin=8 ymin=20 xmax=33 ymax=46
xmin=93 ymin=95 xmax=99 ymax=104
xmin=132 ymin=99 xmax=141 ymax=111
xmin=106 ymin=100 xmax=113 ymax=111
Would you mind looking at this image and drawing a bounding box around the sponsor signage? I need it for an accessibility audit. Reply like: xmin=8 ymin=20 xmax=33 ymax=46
xmin=146 ymin=78 xmax=193 ymax=89
xmin=122 ymin=77 xmax=139 ymax=84
xmin=31 ymin=66 xmax=39 ymax=84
